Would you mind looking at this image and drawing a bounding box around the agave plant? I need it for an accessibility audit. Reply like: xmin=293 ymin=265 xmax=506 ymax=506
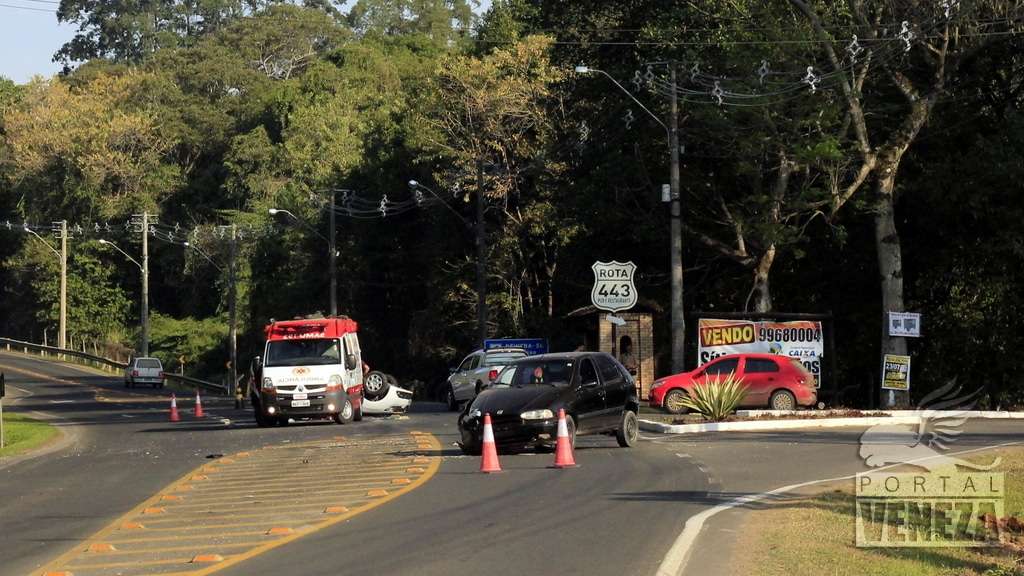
xmin=680 ymin=374 xmax=748 ymax=421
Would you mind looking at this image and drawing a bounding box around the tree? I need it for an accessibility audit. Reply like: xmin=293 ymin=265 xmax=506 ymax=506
xmin=788 ymin=0 xmax=1022 ymax=405
xmin=416 ymin=35 xmax=566 ymax=341
xmin=4 ymin=73 xmax=180 ymax=219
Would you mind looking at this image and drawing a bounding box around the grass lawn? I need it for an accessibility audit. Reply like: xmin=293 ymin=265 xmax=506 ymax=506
xmin=732 ymin=447 xmax=1024 ymax=576
xmin=0 ymin=412 xmax=60 ymax=458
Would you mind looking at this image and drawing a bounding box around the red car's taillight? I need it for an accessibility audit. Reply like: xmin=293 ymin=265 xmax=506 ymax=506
xmin=488 ymin=369 xmax=498 ymax=381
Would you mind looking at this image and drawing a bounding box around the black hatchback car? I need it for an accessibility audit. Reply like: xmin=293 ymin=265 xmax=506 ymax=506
xmin=457 ymin=352 xmax=640 ymax=454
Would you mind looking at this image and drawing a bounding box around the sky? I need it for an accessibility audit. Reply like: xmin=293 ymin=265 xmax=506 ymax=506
xmin=0 ymin=2 xmax=75 ymax=83
xmin=0 ymin=0 xmax=492 ymax=85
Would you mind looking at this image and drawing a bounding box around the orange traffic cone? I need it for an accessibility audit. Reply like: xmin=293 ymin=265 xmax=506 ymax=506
xmin=169 ymin=394 xmax=180 ymax=422
xmin=479 ymin=413 xmax=502 ymax=473
xmin=194 ymin=390 xmax=204 ymax=418
xmin=552 ymin=409 xmax=577 ymax=468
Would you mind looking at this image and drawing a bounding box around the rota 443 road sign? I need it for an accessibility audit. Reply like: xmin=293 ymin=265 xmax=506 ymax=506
xmin=591 ymin=261 xmax=638 ymax=313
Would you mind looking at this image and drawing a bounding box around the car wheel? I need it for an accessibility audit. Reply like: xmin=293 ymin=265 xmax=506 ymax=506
xmin=363 ymin=371 xmax=390 ymax=401
xmin=446 ymin=386 xmax=459 ymax=412
xmin=663 ymin=389 xmax=689 ymax=414
xmin=334 ymin=398 xmax=354 ymax=424
xmin=459 ymin=442 xmax=481 ymax=456
xmin=616 ymin=410 xmax=639 ymax=448
xmin=769 ymin=390 xmax=797 ymax=411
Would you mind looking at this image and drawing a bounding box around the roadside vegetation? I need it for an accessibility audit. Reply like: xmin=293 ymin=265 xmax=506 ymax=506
xmin=733 ymin=447 xmax=1024 ymax=576
xmin=0 ymin=1 xmax=1020 ymax=407
xmin=0 ymin=412 xmax=59 ymax=458
xmin=678 ymin=376 xmax=749 ymax=422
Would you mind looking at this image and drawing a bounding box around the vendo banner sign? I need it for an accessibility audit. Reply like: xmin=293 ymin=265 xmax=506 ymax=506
xmin=697 ymin=318 xmax=825 ymax=388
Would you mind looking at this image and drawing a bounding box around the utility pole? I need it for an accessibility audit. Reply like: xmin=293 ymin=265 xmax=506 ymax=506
xmin=329 ymin=191 xmax=337 ymax=317
xmin=141 ymin=211 xmax=150 ymax=356
xmin=669 ymin=63 xmax=685 ymax=373
xmin=228 ymin=224 xmax=238 ymax=407
xmin=475 ymin=157 xmax=488 ymax=347
xmin=58 ymin=220 xmax=67 ymax=350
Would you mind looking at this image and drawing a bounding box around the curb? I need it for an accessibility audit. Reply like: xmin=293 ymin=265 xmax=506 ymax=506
xmin=736 ymin=409 xmax=1024 ymax=419
xmin=639 ymin=410 xmax=1024 ymax=434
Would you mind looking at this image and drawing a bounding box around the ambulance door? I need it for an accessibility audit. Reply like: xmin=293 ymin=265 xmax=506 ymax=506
xmin=342 ymin=332 xmax=363 ymax=388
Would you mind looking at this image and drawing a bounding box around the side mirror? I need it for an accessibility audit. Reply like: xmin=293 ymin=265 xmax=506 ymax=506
xmin=345 ymin=354 xmax=358 ymax=371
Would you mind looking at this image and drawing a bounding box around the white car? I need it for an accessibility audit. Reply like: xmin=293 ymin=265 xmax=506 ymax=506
xmin=124 ymin=357 xmax=165 ymax=389
xmin=445 ymin=348 xmax=529 ymax=411
xmin=362 ymin=370 xmax=413 ymax=415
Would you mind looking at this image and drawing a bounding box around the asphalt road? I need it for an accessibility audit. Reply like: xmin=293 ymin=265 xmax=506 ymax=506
xmin=2 ymin=351 xmax=1021 ymax=576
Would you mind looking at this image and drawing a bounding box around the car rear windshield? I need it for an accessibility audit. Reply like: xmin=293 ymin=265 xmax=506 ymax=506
xmin=513 ymin=360 xmax=574 ymax=387
xmin=484 ymin=351 xmax=527 ymax=366
xmin=137 ymin=359 xmax=161 ymax=369
xmin=265 ymin=339 xmax=341 ymax=367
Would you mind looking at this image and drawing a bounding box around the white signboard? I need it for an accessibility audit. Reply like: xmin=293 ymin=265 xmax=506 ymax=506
xmin=591 ymin=261 xmax=637 ymax=313
xmin=697 ymin=318 xmax=825 ymax=388
xmin=888 ymin=312 xmax=922 ymax=337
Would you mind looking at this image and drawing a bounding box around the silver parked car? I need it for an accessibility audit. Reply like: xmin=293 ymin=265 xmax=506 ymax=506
xmin=445 ymin=348 xmax=528 ymax=411
xmin=124 ymin=357 xmax=165 ymax=389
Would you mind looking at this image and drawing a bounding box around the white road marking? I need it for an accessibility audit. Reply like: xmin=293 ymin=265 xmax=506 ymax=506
xmin=655 ymin=440 xmax=1024 ymax=576
xmin=48 ymin=400 xmax=74 ymax=404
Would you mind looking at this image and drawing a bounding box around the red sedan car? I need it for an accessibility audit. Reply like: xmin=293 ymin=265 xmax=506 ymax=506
xmin=649 ymin=353 xmax=818 ymax=413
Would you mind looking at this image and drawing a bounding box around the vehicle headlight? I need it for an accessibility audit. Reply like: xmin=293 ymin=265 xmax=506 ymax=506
xmin=262 ymin=377 xmax=274 ymax=390
xmin=520 ymin=409 xmax=554 ymax=420
xmin=651 ymin=379 xmax=666 ymax=390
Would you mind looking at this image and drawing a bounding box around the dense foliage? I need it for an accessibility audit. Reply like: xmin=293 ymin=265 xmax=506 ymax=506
xmin=0 ymin=0 xmax=1020 ymax=407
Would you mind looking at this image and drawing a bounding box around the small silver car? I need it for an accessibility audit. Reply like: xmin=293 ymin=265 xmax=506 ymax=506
xmin=445 ymin=348 xmax=528 ymax=411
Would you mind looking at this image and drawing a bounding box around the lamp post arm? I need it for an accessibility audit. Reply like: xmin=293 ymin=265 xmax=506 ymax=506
xmin=24 ymin=228 xmax=61 ymax=259
xmin=589 ymin=68 xmax=670 ymax=142
xmin=101 ymin=240 xmax=142 ymax=271
xmin=410 ymin=182 xmax=472 ymax=228
xmin=272 ymin=209 xmax=330 ymax=245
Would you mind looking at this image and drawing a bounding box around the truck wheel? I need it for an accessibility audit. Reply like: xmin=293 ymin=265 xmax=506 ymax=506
xmin=334 ymin=398 xmax=354 ymax=424
xmin=364 ymin=371 xmax=390 ymax=401
xmin=616 ymin=410 xmax=639 ymax=448
xmin=254 ymin=406 xmax=272 ymax=428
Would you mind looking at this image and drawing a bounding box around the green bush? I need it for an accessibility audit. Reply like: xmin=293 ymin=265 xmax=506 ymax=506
xmin=681 ymin=374 xmax=749 ymax=421
xmin=147 ymin=312 xmax=228 ymax=379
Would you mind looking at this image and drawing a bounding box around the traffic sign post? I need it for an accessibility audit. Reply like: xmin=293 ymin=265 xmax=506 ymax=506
xmin=592 ymin=261 xmax=638 ymax=360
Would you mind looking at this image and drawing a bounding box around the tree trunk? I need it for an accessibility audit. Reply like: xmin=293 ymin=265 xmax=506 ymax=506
xmin=750 ymin=244 xmax=776 ymax=313
xmin=874 ymin=170 xmax=909 ymax=407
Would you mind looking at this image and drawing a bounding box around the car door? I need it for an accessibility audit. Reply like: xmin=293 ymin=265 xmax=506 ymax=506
xmin=596 ymin=354 xmax=628 ymax=426
xmin=572 ymin=356 xmax=606 ymax=433
xmin=741 ymin=357 xmax=781 ymax=406
xmin=452 ymin=353 xmax=481 ymax=401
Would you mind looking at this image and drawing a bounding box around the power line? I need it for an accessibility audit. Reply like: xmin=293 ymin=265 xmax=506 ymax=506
xmin=0 ymin=2 xmax=57 ymax=12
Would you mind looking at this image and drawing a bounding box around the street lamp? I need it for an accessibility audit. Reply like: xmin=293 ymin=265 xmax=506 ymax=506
xmin=409 ymin=179 xmax=487 ymax=346
xmin=24 ymin=222 xmax=67 ymax=350
xmin=98 ymin=238 xmax=149 ymax=356
xmin=269 ymin=206 xmax=338 ymax=316
xmin=577 ymin=64 xmax=686 ymax=372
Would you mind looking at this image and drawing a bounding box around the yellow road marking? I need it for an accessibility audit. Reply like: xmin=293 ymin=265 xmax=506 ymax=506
xmin=33 ymin=433 xmax=442 ymax=576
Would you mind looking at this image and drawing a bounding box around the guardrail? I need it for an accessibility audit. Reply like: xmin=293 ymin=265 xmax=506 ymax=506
xmin=0 ymin=337 xmax=227 ymax=395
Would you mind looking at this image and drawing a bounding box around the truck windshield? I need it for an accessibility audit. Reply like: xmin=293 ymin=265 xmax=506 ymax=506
xmin=265 ymin=339 xmax=341 ymax=367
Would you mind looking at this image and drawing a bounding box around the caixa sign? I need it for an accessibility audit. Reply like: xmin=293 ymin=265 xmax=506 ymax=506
xmin=484 ymin=339 xmax=548 ymax=356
